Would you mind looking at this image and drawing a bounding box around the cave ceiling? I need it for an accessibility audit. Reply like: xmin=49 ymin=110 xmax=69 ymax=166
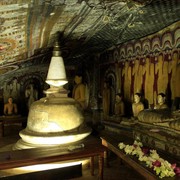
xmin=0 ymin=0 xmax=180 ymax=74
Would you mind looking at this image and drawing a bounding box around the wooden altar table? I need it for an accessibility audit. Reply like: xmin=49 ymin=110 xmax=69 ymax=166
xmin=0 ymin=136 xmax=106 ymax=180
xmin=101 ymin=134 xmax=158 ymax=180
xmin=0 ymin=116 xmax=27 ymax=137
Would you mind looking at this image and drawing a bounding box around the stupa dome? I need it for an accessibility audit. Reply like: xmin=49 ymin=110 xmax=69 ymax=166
xmin=14 ymin=96 xmax=91 ymax=149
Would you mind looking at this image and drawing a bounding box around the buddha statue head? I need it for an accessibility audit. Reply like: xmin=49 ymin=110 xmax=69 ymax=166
xmin=157 ymin=93 xmax=166 ymax=105
xmin=134 ymin=93 xmax=142 ymax=104
xmin=74 ymin=75 xmax=82 ymax=85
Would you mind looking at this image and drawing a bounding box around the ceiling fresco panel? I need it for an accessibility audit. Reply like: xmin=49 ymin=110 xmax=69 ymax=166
xmin=0 ymin=2 xmax=29 ymax=65
xmin=0 ymin=0 xmax=179 ymax=67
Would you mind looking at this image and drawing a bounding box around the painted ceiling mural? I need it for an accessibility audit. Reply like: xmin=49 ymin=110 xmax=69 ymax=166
xmin=0 ymin=0 xmax=179 ymax=75
xmin=118 ymin=22 xmax=180 ymax=61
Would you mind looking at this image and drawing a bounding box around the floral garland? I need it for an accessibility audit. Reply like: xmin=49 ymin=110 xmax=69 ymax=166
xmin=118 ymin=140 xmax=180 ymax=179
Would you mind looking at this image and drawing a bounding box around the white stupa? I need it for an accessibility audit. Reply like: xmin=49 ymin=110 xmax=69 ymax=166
xmin=13 ymin=42 xmax=91 ymax=150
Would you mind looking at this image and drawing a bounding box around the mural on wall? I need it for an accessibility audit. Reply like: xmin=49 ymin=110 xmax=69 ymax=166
xmin=0 ymin=50 xmax=53 ymax=116
xmin=99 ymin=22 xmax=180 ymax=116
xmin=21 ymin=74 xmax=44 ymax=113
xmin=3 ymin=77 xmax=20 ymax=103
xmin=0 ymin=72 xmax=45 ymax=116
xmin=99 ymin=54 xmax=117 ymax=116
xmin=104 ymin=69 xmax=116 ymax=115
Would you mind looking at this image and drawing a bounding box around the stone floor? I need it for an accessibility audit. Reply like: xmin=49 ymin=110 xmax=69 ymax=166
xmin=0 ymin=124 xmax=145 ymax=180
xmin=72 ymin=153 xmax=145 ymax=180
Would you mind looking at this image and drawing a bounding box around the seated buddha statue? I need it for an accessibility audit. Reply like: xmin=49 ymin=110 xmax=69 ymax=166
xmin=4 ymin=97 xmax=18 ymax=116
xmin=132 ymin=93 xmax=144 ymax=118
xmin=154 ymin=93 xmax=168 ymax=109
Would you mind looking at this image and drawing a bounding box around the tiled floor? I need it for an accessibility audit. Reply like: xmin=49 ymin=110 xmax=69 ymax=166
xmin=0 ymin=125 xmax=144 ymax=180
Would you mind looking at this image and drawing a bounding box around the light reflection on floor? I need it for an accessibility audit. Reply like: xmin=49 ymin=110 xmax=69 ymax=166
xmin=0 ymin=125 xmax=144 ymax=180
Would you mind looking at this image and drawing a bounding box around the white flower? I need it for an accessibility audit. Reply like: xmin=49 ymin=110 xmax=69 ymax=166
xmin=134 ymin=140 xmax=143 ymax=147
xmin=154 ymin=166 xmax=161 ymax=175
xmin=150 ymin=150 xmax=160 ymax=159
xmin=138 ymin=155 xmax=148 ymax=162
xmin=132 ymin=146 xmax=140 ymax=155
xmin=145 ymin=157 xmax=157 ymax=168
xmin=124 ymin=145 xmax=134 ymax=154
xmin=135 ymin=148 xmax=144 ymax=157
xmin=118 ymin=141 xmax=177 ymax=178
xmin=118 ymin=142 xmax=126 ymax=149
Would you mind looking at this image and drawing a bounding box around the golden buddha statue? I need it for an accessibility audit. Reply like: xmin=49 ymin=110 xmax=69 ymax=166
xmin=132 ymin=93 xmax=144 ymax=118
xmin=154 ymin=93 xmax=168 ymax=109
xmin=4 ymin=97 xmax=18 ymax=116
xmin=72 ymin=75 xmax=86 ymax=109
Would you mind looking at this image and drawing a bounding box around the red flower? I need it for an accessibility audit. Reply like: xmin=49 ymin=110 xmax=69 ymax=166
xmin=141 ymin=147 xmax=150 ymax=155
xmin=174 ymin=167 xmax=180 ymax=176
xmin=171 ymin=163 xmax=176 ymax=169
xmin=152 ymin=160 xmax=161 ymax=167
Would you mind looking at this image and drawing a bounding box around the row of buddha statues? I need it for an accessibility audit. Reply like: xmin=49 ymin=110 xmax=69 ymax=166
xmin=132 ymin=92 xmax=168 ymax=118
xmin=102 ymin=82 xmax=171 ymax=121
xmin=2 ymin=74 xmax=178 ymax=122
